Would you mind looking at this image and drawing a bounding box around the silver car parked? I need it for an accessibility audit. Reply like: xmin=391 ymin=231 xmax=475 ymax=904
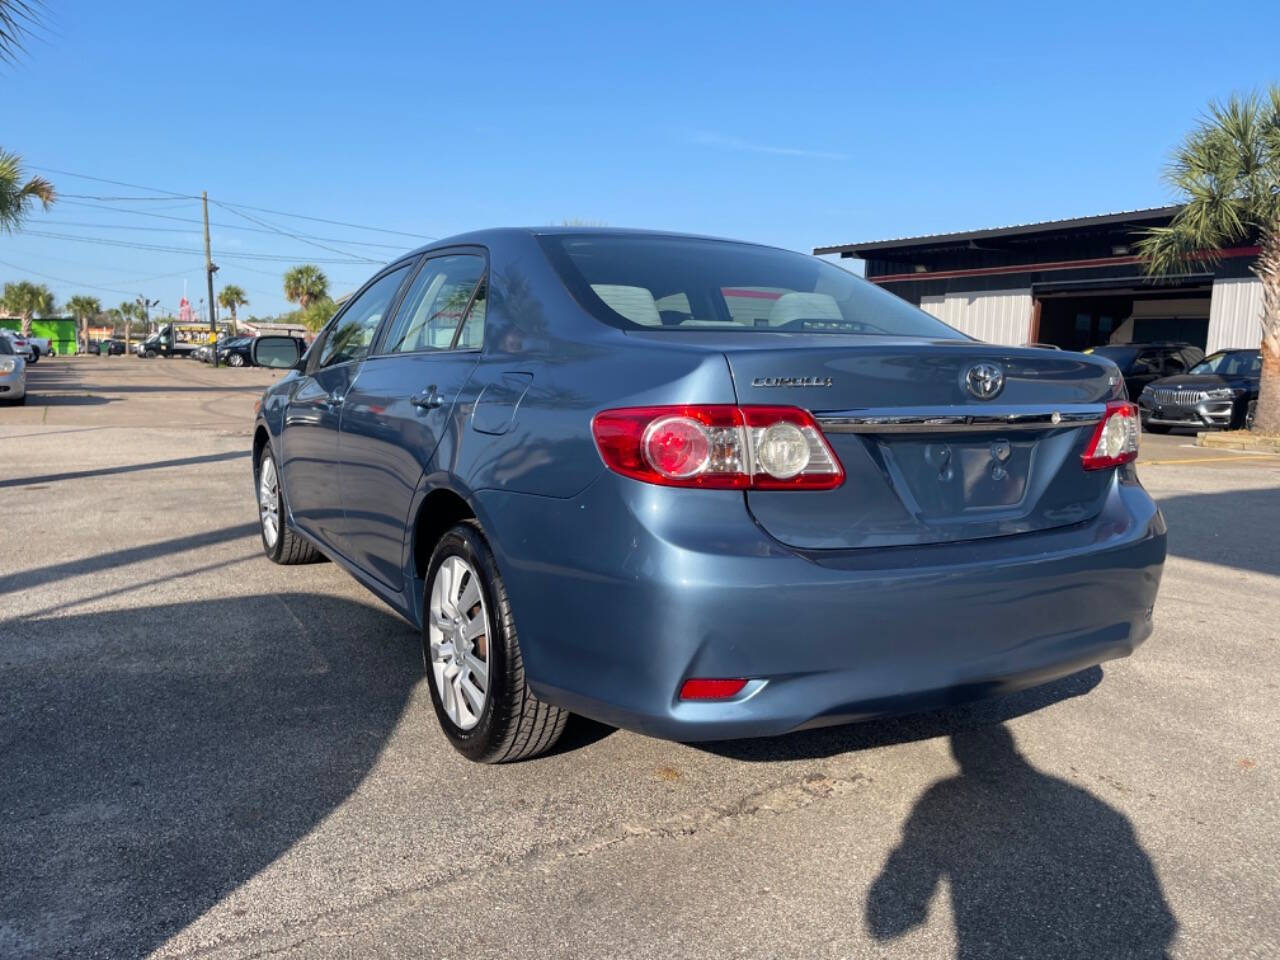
xmin=0 ymin=336 xmax=27 ymax=405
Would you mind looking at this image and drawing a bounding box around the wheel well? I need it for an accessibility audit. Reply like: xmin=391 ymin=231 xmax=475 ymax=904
xmin=252 ymin=426 xmax=270 ymax=477
xmin=413 ymin=489 xmax=476 ymax=579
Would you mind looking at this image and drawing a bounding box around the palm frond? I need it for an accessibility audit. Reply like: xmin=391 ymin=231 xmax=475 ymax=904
xmin=0 ymin=0 xmax=42 ymax=65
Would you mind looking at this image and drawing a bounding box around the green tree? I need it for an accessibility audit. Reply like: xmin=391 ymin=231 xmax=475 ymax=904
xmin=0 ymin=148 xmax=54 ymax=234
xmin=283 ymin=265 xmax=329 ymax=310
xmin=217 ymin=284 xmax=248 ymax=334
xmin=296 ymin=296 xmax=336 ymax=333
xmin=1138 ymin=88 xmax=1280 ymax=434
xmin=2 ymin=280 xmax=55 ymax=335
xmin=66 ymin=294 xmax=102 ymax=353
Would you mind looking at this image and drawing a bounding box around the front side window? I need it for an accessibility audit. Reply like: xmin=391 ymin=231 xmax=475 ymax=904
xmin=538 ymin=234 xmax=963 ymax=338
xmin=381 ymin=254 xmax=486 ymax=353
xmin=318 ymin=264 xmax=411 ymax=368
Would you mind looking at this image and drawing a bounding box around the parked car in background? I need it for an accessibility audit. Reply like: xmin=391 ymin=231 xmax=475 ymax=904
xmin=88 ymin=339 xmax=125 ymax=356
xmin=0 ymin=330 xmax=34 ymax=362
xmin=1083 ymin=342 xmax=1204 ymax=400
xmin=1137 ymin=348 xmax=1261 ymax=432
xmin=23 ymin=335 xmax=51 ymax=361
xmin=250 ymin=227 xmax=1166 ymax=764
xmin=199 ymin=336 xmax=240 ymax=363
xmin=220 ymin=335 xmax=305 ymax=367
xmin=0 ymin=335 xmax=26 ymax=405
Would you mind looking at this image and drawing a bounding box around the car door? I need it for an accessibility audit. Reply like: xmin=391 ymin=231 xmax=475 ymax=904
xmin=280 ymin=263 xmax=413 ymax=550
xmin=339 ymin=250 xmax=488 ymax=591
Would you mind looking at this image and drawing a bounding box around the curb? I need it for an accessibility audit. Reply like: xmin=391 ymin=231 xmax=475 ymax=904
xmin=1196 ymin=431 xmax=1280 ymax=454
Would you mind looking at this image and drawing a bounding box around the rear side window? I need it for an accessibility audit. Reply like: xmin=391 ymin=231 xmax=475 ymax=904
xmin=381 ymin=254 xmax=486 ymax=353
xmin=538 ymin=234 xmax=963 ymax=339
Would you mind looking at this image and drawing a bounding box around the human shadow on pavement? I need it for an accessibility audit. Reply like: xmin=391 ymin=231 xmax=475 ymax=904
xmin=0 ymin=593 xmax=422 ymax=960
xmin=697 ymin=666 xmax=1102 ymax=762
xmin=866 ymin=723 xmax=1176 ymax=959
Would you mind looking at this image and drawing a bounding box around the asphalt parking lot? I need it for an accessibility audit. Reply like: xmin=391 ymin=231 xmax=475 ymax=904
xmin=2 ymin=356 xmax=1278 ymax=960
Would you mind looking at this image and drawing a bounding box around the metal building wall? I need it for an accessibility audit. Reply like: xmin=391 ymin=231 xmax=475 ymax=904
xmin=1207 ymin=278 xmax=1264 ymax=353
xmin=919 ymin=288 xmax=1033 ymax=344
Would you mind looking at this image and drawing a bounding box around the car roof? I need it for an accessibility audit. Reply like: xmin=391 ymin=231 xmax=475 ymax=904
xmin=395 ymin=226 xmax=787 ymax=262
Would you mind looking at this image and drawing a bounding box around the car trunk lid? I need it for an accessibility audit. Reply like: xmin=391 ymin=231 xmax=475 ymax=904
xmin=725 ymin=339 xmax=1123 ymax=549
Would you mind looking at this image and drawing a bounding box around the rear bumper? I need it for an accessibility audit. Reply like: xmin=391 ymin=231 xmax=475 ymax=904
xmin=477 ymin=470 xmax=1165 ymax=742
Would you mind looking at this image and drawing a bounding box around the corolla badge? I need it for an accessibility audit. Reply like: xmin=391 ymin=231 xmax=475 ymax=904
xmin=751 ymin=376 xmax=833 ymax=388
xmin=964 ymin=362 xmax=1005 ymax=400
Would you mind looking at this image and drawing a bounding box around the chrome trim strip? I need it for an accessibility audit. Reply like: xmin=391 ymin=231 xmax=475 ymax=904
xmin=815 ymin=404 xmax=1105 ymax=434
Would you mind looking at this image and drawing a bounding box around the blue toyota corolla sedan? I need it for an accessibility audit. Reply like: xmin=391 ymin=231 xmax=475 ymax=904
xmin=250 ymin=228 xmax=1166 ymax=763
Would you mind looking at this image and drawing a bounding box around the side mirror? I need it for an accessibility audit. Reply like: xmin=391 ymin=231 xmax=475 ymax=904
xmin=252 ymin=336 xmax=302 ymax=369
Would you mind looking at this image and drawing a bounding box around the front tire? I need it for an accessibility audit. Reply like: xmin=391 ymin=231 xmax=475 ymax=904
xmin=423 ymin=522 xmax=567 ymax=763
xmin=228 ymin=353 xmax=246 ymax=367
xmin=257 ymin=446 xmax=322 ymax=564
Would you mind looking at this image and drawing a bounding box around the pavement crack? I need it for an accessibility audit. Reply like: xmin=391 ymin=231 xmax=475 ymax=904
xmin=157 ymin=769 xmax=870 ymax=958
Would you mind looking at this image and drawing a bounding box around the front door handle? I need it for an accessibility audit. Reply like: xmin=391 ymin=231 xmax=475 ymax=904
xmin=410 ymin=385 xmax=444 ymax=410
xmin=326 ymin=393 xmax=345 ymax=410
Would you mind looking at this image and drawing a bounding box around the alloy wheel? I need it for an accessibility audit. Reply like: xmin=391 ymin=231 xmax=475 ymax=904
xmin=259 ymin=456 xmax=280 ymax=548
xmin=428 ymin=556 xmax=491 ymax=730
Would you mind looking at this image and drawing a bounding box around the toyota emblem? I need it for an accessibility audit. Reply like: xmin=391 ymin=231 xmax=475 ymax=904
xmin=964 ymin=362 xmax=1005 ymax=400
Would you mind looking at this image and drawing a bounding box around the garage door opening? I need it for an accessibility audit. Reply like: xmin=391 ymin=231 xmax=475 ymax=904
xmin=1033 ymin=286 xmax=1211 ymax=352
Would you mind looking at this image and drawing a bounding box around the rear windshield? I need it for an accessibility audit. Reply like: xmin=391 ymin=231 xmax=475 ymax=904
xmin=538 ymin=234 xmax=965 ymax=339
xmin=1190 ymin=350 xmax=1261 ymax=376
xmin=1086 ymin=346 xmax=1137 ymax=365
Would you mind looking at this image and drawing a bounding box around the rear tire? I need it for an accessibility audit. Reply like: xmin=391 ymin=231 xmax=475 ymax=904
xmin=423 ymin=522 xmax=567 ymax=763
xmin=257 ymin=446 xmax=323 ymax=564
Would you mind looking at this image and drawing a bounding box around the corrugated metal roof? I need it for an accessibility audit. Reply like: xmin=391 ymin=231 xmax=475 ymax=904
xmin=814 ymin=206 xmax=1182 ymax=257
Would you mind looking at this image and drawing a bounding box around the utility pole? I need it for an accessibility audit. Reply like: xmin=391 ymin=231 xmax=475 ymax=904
xmin=202 ymin=191 xmax=220 ymax=368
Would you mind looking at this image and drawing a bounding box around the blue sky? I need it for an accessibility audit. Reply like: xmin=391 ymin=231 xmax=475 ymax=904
xmin=5 ymin=0 xmax=1280 ymax=317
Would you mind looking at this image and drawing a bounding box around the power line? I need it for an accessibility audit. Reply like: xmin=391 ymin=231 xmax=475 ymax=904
xmin=55 ymin=201 xmax=410 ymax=249
xmin=210 ymin=200 xmax=381 ymax=263
xmin=214 ymin=199 xmax=436 ymax=240
xmin=35 ymin=165 xmax=437 ymax=240
xmin=19 ymin=229 xmax=375 ymax=264
xmin=0 ymin=257 xmax=146 ymax=297
xmin=30 ymin=166 xmax=194 ymax=199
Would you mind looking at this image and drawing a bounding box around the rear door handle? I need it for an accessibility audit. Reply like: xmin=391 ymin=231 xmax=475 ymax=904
xmin=410 ymin=385 xmax=444 ymax=410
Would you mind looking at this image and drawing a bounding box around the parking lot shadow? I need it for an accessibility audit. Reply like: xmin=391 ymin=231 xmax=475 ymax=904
xmin=0 ymin=593 xmax=422 ymax=959
xmin=867 ymin=723 xmax=1176 ymax=959
xmin=1156 ymin=487 xmax=1280 ymax=577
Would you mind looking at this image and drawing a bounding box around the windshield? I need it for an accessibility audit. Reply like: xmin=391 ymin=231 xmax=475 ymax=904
xmin=538 ymin=234 xmax=965 ymax=339
xmin=0 ymin=337 xmax=12 ymax=355
xmin=1189 ymin=351 xmax=1261 ymax=376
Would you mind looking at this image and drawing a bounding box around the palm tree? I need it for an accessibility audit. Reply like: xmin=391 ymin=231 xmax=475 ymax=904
xmin=2 ymin=280 xmax=54 ymax=335
xmin=117 ymin=300 xmax=139 ymax=352
xmin=0 ymin=0 xmax=42 ymax=64
xmin=283 ymin=265 xmax=329 ymax=310
xmin=217 ymin=284 xmax=248 ymax=335
xmin=0 ymin=148 xmax=54 ymax=233
xmin=66 ymin=294 xmax=102 ymax=354
xmin=1138 ymin=88 xmax=1280 ymax=435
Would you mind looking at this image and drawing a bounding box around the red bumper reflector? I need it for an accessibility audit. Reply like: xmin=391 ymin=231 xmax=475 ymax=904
xmin=679 ymin=678 xmax=749 ymax=700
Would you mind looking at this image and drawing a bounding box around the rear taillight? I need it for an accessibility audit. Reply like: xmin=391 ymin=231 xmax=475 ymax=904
xmin=1082 ymin=401 xmax=1139 ymax=470
xmin=592 ymin=405 xmax=844 ymax=490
